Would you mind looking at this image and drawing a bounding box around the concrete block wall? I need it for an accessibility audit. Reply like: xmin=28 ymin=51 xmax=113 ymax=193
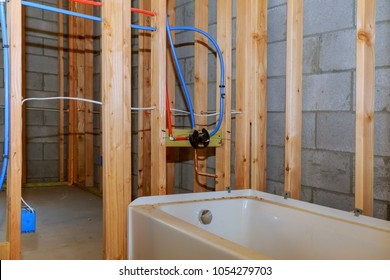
xmin=267 ymin=0 xmax=390 ymax=219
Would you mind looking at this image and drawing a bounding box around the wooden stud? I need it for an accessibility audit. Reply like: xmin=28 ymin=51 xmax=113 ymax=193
xmin=58 ymin=0 xmax=65 ymax=182
xmin=84 ymin=4 xmax=94 ymax=187
xmin=75 ymin=3 xmax=86 ymax=185
xmin=250 ymin=0 xmax=267 ymax=191
xmin=166 ymin=0 xmax=176 ymax=195
xmin=355 ymin=0 xmax=376 ymax=216
xmin=7 ymin=0 xmax=22 ymax=260
xmin=67 ymin=2 xmax=77 ymax=186
xmin=137 ymin=0 xmax=152 ymax=197
xmin=215 ymin=0 xmax=232 ymax=191
xmin=193 ymin=0 xmax=208 ymax=192
xmin=102 ymin=0 xmax=132 ymax=259
xmin=284 ymin=0 xmax=303 ymax=200
xmin=22 ymin=6 xmax=26 ymax=184
xmin=0 ymin=242 xmax=10 ymax=260
xmin=150 ymin=1 xmax=167 ymax=196
xmin=234 ymin=1 xmax=252 ymax=189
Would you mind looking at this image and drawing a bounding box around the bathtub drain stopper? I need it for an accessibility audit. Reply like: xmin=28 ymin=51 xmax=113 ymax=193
xmin=199 ymin=209 xmax=213 ymax=225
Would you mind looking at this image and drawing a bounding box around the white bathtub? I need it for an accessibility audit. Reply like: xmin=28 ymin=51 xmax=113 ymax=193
xmin=128 ymin=190 xmax=390 ymax=259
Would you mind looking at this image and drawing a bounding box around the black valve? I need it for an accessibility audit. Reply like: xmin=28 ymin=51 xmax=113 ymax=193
xmin=189 ymin=128 xmax=210 ymax=148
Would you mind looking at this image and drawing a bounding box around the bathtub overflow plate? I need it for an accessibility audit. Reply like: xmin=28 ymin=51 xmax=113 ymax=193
xmin=199 ymin=209 xmax=213 ymax=225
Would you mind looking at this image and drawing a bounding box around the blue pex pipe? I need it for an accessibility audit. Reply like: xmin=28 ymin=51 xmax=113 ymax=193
xmin=22 ymin=1 xmax=157 ymax=31
xmin=0 ymin=2 xmax=10 ymax=191
xmin=166 ymin=18 xmax=196 ymax=129
xmin=169 ymin=25 xmax=226 ymax=137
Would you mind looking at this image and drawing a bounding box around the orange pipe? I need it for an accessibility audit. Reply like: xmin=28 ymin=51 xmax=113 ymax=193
xmin=70 ymin=0 xmax=102 ymax=7
xmin=131 ymin=8 xmax=156 ymax=17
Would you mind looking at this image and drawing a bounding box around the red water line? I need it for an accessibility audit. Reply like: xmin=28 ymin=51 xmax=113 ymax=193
xmin=70 ymin=0 xmax=102 ymax=7
xmin=131 ymin=8 xmax=157 ymax=17
xmin=166 ymin=84 xmax=173 ymax=137
xmin=174 ymin=137 xmax=188 ymax=141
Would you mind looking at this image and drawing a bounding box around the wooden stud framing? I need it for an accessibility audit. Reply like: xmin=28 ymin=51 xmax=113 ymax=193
xmin=284 ymin=0 xmax=303 ymax=200
xmin=102 ymin=0 xmax=132 ymax=259
xmin=235 ymin=1 xmax=266 ymax=190
xmin=22 ymin=6 xmax=26 ymax=184
xmin=235 ymin=1 xmax=251 ymax=189
xmin=137 ymin=0 xmax=152 ymax=197
xmin=193 ymin=0 xmax=208 ymax=192
xmin=67 ymin=2 xmax=77 ymax=186
xmin=150 ymin=1 xmax=167 ymax=196
xmin=250 ymin=0 xmax=267 ymax=191
xmin=166 ymin=0 xmax=176 ymax=194
xmin=215 ymin=0 xmax=232 ymax=191
xmin=355 ymin=0 xmax=376 ymax=216
xmin=7 ymin=0 xmax=22 ymax=260
xmin=84 ymin=4 xmax=94 ymax=187
xmin=0 ymin=242 xmax=10 ymax=260
xmin=58 ymin=0 xmax=65 ymax=181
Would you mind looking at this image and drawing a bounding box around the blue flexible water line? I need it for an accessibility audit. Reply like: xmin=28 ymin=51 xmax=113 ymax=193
xmin=22 ymin=1 xmax=156 ymax=31
xmin=0 ymin=2 xmax=10 ymax=191
xmin=168 ymin=25 xmax=226 ymax=137
xmin=166 ymin=18 xmax=196 ymax=129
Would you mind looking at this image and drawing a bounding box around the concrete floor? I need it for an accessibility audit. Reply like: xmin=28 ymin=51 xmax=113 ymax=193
xmin=0 ymin=186 xmax=102 ymax=259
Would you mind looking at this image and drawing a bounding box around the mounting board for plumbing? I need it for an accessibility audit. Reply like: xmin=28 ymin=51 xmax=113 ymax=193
xmin=165 ymin=129 xmax=222 ymax=147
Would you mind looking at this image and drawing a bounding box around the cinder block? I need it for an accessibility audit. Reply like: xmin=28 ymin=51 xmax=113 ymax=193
xmin=303 ymin=36 xmax=321 ymax=74
xmin=25 ymin=6 xmax=43 ymax=19
xmin=266 ymin=145 xmax=284 ymax=182
xmin=303 ymin=0 xmax=354 ymax=36
xmin=374 ymin=157 xmax=390 ymax=201
xmin=302 ymin=112 xmax=316 ymax=149
xmin=376 ymin=22 xmax=390 ymax=67
xmin=375 ymin=68 xmax=390 ymax=112
xmin=319 ymin=29 xmax=356 ymax=72
xmin=303 ymin=72 xmax=352 ymax=111
xmin=267 ymin=112 xmax=285 ymax=146
xmin=313 ymin=189 xmax=354 ymax=212
xmin=268 ymin=0 xmax=286 ymax=9
xmin=26 ymin=126 xmax=58 ymax=143
xmin=26 ymin=54 xmax=58 ymax=74
xmin=185 ymin=57 xmax=194 ymax=83
xmin=43 ymin=143 xmax=58 ymax=160
xmin=43 ymin=38 xmax=59 ymax=57
xmin=302 ymin=149 xmax=351 ymax=193
xmin=377 ymin=0 xmax=390 ymax=23
xmin=374 ymin=200 xmax=389 ymax=221
xmin=267 ymin=41 xmax=286 ymax=77
xmin=25 ymin=18 xmax=58 ymax=39
xmin=208 ymin=1 xmax=217 ymax=25
xmin=175 ymin=5 xmax=185 ymax=26
xmin=375 ymin=113 xmax=390 ymax=156
xmin=26 ymin=110 xmax=44 ymax=126
xmin=267 ymin=77 xmax=285 ymax=112
xmin=301 ymin=186 xmax=313 ymax=203
xmin=25 ymin=35 xmax=43 ymax=55
xmin=181 ymin=163 xmax=195 ymax=191
xmin=266 ymin=180 xmax=284 ymax=195
xmin=27 ymin=143 xmax=43 ymax=161
xmin=26 ymin=72 xmax=43 ymax=91
xmin=27 ymin=160 xmax=58 ymax=179
xmin=316 ymin=112 xmax=355 ymax=153
xmin=43 ymin=74 xmax=58 ymax=92
xmin=268 ymin=5 xmax=286 ymax=43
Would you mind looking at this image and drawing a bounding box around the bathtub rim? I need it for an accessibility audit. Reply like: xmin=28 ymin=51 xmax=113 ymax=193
xmin=129 ymin=190 xmax=390 ymax=232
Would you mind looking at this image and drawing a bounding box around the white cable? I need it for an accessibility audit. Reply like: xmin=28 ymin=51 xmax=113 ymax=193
xmin=22 ymin=97 xmax=102 ymax=105
xmin=131 ymin=106 xmax=155 ymax=111
xmin=21 ymin=197 xmax=34 ymax=213
xmin=170 ymin=108 xmax=242 ymax=117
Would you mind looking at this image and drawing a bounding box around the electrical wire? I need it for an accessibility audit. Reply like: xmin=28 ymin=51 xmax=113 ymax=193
xmin=21 ymin=197 xmax=34 ymax=213
xmin=22 ymin=97 xmax=103 ymax=106
xmin=170 ymin=108 xmax=241 ymax=117
xmin=0 ymin=2 xmax=9 ymax=191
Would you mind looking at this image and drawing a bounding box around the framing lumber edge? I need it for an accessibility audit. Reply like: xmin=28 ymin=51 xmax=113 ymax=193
xmin=150 ymin=1 xmax=167 ymax=196
xmin=7 ymin=0 xmax=23 ymax=260
xmin=284 ymin=0 xmax=303 ymax=200
xmin=355 ymin=0 xmax=376 ymax=217
xmin=0 ymin=242 xmax=10 ymax=260
xmin=193 ymin=0 xmax=209 ymax=192
xmin=102 ymin=0 xmax=132 ymax=260
xmin=137 ymin=0 xmax=152 ymax=197
xmin=215 ymin=0 xmax=232 ymax=191
xmin=166 ymin=0 xmax=176 ymax=194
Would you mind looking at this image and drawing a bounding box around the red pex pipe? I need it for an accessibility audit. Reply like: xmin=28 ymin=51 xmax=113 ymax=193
xmin=166 ymin=84 xmax=173 ymax=137
xmin=70 ymin=0 xmax=102 ymax=7
xmin=131 ymin=8 xmax=156 ymax=17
